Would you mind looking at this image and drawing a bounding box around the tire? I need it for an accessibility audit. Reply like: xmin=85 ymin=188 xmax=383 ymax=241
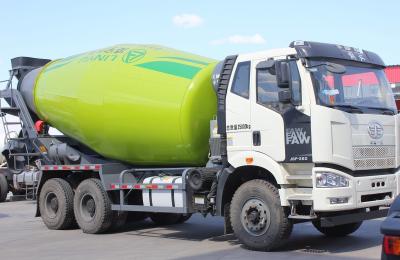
xmin=150 ymin=213 xmax=182 ymax=225
xmin=0 ymin=174 xmax=8 ymax=202
xmin=74 ymin=178 xmax=113 ymax=234
xmin=39 ymin=178 xmax=76 ymax=230
xmin=312 ymin=221 xmax=363 ymax=237
xmin=230 ymin=179 xmax=293 ymax=251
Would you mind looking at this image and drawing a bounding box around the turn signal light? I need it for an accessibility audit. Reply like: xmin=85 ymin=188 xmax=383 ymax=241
xmin=383 ymin=235 xmax=400 ymax=256
xmin=245 ymin=157 xmax=253 ymax=164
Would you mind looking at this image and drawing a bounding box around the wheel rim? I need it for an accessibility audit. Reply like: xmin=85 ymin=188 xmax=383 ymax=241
xmin=80 ymin=193 xmax=96 ymax=222
xmin=241 ymin=198 xmax=271 ymax=236
xmin=44 ymin=192 xmax=59 ymax=219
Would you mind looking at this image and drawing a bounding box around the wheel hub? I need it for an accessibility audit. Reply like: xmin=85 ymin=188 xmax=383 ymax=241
xmin=80 ymin=194 xmax=96 ymax=221
xmin=44 ymin=192 xmax=58 ymax=218
xmin=50 ymin=197 xmax=59 ymax=212
xmin=247 ymin=208 xmax=261 ymax=223
xmin=86 ymin=198 xmax=96 ymax=215
xmin=241 ymin=198 xmax=271 ymax=236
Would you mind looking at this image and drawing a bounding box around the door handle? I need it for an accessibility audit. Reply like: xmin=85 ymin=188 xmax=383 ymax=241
xmin=253 ymin=131 xmax=261 ymax=146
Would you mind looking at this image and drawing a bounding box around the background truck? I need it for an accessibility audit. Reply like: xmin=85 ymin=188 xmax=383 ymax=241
xmin=385 ymin=65 xmax=400 ymax=110
xmin=0 ymin=41 xmax=399 ymax=251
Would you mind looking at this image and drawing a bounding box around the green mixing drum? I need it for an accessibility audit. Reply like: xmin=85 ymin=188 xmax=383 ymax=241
xmin=21 ymin=45 xmax=218 ymax=166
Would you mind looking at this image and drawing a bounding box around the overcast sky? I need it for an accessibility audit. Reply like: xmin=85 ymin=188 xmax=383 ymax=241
xmin=0 ymin=0 xmax=399 ymax=143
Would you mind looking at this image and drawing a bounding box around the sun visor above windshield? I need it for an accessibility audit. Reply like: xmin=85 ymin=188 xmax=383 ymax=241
xmin=289 ymin=41 xmax=385 ymax=67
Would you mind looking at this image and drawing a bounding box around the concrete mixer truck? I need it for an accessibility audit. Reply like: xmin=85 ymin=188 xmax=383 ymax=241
xmin=0 ymin=41 xmax=399 ymax=251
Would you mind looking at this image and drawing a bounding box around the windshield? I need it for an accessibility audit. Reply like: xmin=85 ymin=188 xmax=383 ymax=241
xmin=309 ymin=59 xmax=397 ymax=114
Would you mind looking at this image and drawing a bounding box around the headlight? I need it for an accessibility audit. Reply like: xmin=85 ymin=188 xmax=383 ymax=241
xmin=315 ymin=172 xmax=349 ymax=188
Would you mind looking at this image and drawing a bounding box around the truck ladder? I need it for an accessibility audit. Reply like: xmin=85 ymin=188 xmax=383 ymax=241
xmin=0 ymin=72 xmax=50 ymax=169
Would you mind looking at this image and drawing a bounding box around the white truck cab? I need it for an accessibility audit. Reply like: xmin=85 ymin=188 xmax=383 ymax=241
xmin=212 ymin=41 xmax=400 ymax=249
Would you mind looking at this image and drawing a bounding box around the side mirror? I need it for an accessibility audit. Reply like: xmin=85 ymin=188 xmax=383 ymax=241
xmin=278 ymin=89 xmax=291 ymax=103
xmin=276 ymin=61 xmax=290 ymax=88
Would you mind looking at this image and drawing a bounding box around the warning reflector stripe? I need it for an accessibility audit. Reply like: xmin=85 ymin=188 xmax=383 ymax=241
xmin=110 ymin=184 xmax=120 ymax=189
xmin=146 ymin=184 xmax=158 ymax=189
xmin=110 ymin=183 xmax=181 ymax=190
xmin=41 ymin=164 xmax=101 ymax=171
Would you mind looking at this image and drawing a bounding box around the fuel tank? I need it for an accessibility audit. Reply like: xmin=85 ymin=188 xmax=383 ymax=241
xmin=21 ymin=45 xmax=217 ymax=166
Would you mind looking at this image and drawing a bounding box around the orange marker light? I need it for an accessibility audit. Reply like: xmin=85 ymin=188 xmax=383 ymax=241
xmin=246 ymin=157 xmax=254 ymax=164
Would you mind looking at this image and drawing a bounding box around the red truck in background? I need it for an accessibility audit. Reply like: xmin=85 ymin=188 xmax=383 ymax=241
xmin=385 ymin=65 xmax=400 ymax=110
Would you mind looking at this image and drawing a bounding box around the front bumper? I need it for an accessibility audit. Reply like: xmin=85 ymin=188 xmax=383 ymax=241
xmin=319 ymin=208 xmax=389 ymax=227
xmin=312 ymin=167 xmax=400 ymax=212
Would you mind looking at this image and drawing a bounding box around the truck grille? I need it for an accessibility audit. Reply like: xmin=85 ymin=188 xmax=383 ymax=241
xmin=353 ymin=146 xmax=396 ymax=170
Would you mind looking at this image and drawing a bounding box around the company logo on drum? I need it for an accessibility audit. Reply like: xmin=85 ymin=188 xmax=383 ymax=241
xmin=122 ymin=49 xmax=146 ymax=64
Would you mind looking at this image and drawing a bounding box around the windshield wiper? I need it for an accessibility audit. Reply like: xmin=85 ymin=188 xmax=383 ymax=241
xmin=326 ymin=104 xmax=364 ymax=113
xmin=361 ymin=106 xmax=396 ymax=115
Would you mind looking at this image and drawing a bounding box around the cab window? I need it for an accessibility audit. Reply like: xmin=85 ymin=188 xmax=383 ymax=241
xmin=256 ymin=60 xmax=301 ymax=107
xmin=231 ymin=61 xmax=250 ymax=99
xmin=256 ymin=67 xmax=279 ymax=106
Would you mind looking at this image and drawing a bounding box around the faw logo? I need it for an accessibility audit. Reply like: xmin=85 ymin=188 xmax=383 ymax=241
xmin=286 ymin=128 xmax=310 ymax=145
xmin=368 ymin=121 xmax=383 ymax=140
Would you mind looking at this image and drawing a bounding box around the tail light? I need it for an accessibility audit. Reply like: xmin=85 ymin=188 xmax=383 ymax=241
xmin=383 ymin=235 xmax=400 ymax=256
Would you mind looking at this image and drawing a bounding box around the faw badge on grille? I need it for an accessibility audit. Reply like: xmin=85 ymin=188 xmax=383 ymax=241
xmin=368 ymin=121 xmax=383 ymax=139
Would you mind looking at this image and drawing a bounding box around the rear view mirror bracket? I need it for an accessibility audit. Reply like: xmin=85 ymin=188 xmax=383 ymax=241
xmin=275 ymin=61 xmax=290 ymax=88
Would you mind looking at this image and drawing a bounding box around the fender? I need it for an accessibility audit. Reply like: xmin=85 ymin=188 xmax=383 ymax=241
xmin=228 ymin=150 xmax=285 ymax=184
xmin=215 ymin=151 xmax=287 ymax=216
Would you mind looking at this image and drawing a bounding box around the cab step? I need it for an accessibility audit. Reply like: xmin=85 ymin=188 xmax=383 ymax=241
xmin=287 ymin=194 xmax=313 ymax=201
xmin=288 ymin=214 xmax=317 ymax=220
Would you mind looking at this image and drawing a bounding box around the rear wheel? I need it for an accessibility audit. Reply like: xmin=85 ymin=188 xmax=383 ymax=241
xmin=39 ymin=178 xmax=75 ymax=230
xmin=312 ymin=221 xmax=363 ymax=237
xmin=230 ymin=179 xmax=293 ymax=251
xmin=0 ymin=174 xmax=8 ymax=202
xmin=74 ymin=178 xmax=113 ymax=234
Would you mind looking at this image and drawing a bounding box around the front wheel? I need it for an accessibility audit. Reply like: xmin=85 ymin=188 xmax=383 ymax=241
xmin=74 ymin=178 xmax=113 ymax=234
xmin=230 ymin=179 xmax=293 ymax=251
xmin=312 ymin=221 xmax=363 ymax=237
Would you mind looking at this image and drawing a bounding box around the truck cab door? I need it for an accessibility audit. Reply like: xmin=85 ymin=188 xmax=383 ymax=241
xmin=250 ymin=58 xmax=311 ymax=162
xmin=225 ymin=61 xmax=252 ymax=153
